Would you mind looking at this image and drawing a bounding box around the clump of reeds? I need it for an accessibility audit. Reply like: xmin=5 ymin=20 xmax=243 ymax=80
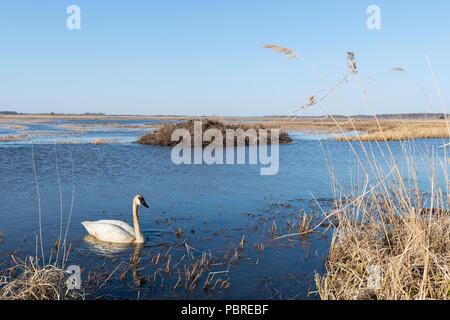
xmin=262 ymin=46 xmax=450 ymax=299
xmin=297 ymin=51 xmax=450 ymax=299
xmin=314 ymin=186 xmax=450 ymax=300
xmin=136 ymin=119 xmax=292 ymax=146
xmin=0 ymin=256 xmax=82 ymax=300
xmin=0 ymin=133 xmax=82 ymax=300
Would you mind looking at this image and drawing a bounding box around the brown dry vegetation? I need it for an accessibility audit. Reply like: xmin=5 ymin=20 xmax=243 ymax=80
xmin=335 ymin=120 xmax=450 ymax=141
xmin=315 ymin=192 xmax=450 ymax=299
xmin=89 ymin=138 xmax=118 ymax=145
xmin=2 ymin=114 xmax=449 ymax=142
xmin=1 ymin=134 xmax=27 ymax=142
xmin=247 ymin=118 xmax=449 ymax=141
xmin=312 ymin=118 xmax=450 ymax=300
xmin=137 ymin=119 xmax=293 ymax=147
xmin=0 ymin=124 xmax=29 ymax=130
xmin=259 ymin=48 xmax=450 ymax=299
xmin=0 ymin=257 xmax=82 ymax=300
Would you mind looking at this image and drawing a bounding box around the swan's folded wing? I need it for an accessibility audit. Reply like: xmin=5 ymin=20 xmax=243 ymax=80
xmin=95 ymin=220 xmax=135 ymax=235
xmin=81 ymin=221 xmax=134 ymax=244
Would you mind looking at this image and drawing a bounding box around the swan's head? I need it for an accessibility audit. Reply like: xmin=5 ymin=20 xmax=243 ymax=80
xmin=134 ymin=195 xmax=149 ymax=208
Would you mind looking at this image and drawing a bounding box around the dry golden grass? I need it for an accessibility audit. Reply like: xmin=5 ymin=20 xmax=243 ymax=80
xmin=89 ymin=138 xmax=118 ymax=145
xmin=262 ymin=44 xmax=298 ymax=60
xmin=300 ymin=50 xmax=450 ymax=300
xmin=0 ymin=256 xmax=83 ymax=300
xmin=2 ymin=114 xmax=448 ymax=142
xmin=314 ymin=118 xmax=450 ymax=300
xmin=315 ymin=200 xmax=450 ymax=299
xmin=1 ymin=134 xmax=27 ymax=142
xmin=4 ymin=124 xmax=29 ymax=130
xmin=336 ymin=120 xmax=450 ymax=141
xmin=225 ymin=118 xmax=449 ymax=141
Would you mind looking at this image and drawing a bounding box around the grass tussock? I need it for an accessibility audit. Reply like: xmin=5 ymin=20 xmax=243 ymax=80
xmin=315 ymin=203 xmax=450 ymax=299
xmin=0 ymin=256 xmax=83 ymax=300
xmin=137 ymin=119 xmax=293 ymax=147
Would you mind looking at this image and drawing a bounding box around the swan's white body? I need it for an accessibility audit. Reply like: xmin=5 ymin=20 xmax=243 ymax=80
xmin=81 ymin=220 xmax=137 ymax=244
xmin=81 ymin=195 xmax=148 ymax=244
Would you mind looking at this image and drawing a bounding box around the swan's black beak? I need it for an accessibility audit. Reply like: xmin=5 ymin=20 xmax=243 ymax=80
xmin=142 ymin=199 xmax=149 ymax=208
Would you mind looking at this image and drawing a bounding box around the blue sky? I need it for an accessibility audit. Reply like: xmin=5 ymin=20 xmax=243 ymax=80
xmin=0 ymin=0 xmax=449 ymax=116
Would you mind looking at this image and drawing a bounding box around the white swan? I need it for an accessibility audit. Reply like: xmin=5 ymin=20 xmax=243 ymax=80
xmin=81 ymin=195 xmax=149 ymax=244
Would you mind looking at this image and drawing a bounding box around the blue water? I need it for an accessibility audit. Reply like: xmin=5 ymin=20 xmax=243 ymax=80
xmin=0 ymin=119 xmax=448 ymax=299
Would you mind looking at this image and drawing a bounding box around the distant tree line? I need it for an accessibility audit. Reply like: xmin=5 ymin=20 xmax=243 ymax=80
xmin=0 ymin=111 xmax=21 ymax=115
xmin=0 ymin=111 xmax=448 ymax=119
xmin=0 ymin=111 xmax=106 ymax=116
xmin=262 ymin=113 xmax=449 ymax=120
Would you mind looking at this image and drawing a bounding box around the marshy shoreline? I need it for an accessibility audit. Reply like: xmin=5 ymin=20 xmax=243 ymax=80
xmin=1 ymin=114 xmax=449 ymax=142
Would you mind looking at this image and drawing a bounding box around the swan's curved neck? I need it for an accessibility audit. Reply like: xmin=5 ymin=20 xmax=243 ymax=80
xmin=133 ymin=203 xmax=144 ymax=243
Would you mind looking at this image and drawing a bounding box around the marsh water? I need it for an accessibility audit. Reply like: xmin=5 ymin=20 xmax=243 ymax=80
xmin=0 ymin=118 xmax=447 ymax=299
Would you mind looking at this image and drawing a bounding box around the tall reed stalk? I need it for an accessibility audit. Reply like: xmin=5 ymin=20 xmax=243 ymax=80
xmin=0 ymin=140 xmax=79 ymax=300
xmin=264 ymin=45 xmax=449 ymax=299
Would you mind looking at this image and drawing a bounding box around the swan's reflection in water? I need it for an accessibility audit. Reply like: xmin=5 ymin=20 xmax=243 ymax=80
xmin=82 ymin=229 xmax=164 ymax=257
xmin=82 ymin=235 xmax=145 ymax=286
xmin=83 ymin=230 xmax=165 ymax=287
xmin=83 ymin=235 xmax=134 ymax=256
xmin=131 ymin=244 xmax=144 ymax=287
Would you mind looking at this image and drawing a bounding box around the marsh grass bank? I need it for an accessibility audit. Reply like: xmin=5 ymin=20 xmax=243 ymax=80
xmin=296 ymin=50 xmax=450 ymax=300
xmin=315 ymin=125 xmax=450 ymax=299
xmin=315 ymin=193 xmax=450 ymax=299
xmin=335 ymin=120 xmax=450 ymax=141
xmin=2 ymin=114 xmax=449 ymax=143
